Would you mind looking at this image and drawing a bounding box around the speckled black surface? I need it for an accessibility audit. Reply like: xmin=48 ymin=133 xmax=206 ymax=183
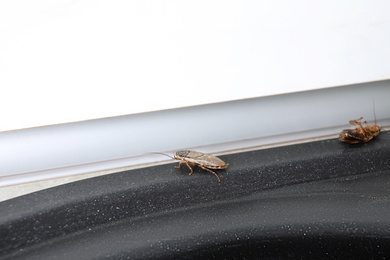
xmin=1 ymin=132 xmax=390 ymax=259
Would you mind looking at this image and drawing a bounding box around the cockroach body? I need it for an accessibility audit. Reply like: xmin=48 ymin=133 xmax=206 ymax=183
xmin=154 ymin=150 xmax=228 ymax=182
xmin=173 ymin=151 xmax=228 ymax=182
xmin=339 ymin=117 xmax=381 ymax=144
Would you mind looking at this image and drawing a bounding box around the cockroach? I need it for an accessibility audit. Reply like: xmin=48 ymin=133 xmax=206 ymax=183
xmin=339 ymin=117 xmax=381 ymax=144
xmin=153 ymin=151 xmax=228 ymax=182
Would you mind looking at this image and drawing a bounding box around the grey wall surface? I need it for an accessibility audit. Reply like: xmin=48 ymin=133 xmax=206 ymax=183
xmin=1 ymin=80 xmax=390 ymax=185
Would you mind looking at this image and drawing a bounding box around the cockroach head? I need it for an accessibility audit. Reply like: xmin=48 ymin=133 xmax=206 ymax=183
xmin=174 ymin=151 xmax=190 ymax=159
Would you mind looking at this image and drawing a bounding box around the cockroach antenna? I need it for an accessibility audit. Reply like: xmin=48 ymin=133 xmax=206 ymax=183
xmin=373 ymin=99 xmax=377 ymax=125
xmin=150 ymin=152 xmax=175 ymax=159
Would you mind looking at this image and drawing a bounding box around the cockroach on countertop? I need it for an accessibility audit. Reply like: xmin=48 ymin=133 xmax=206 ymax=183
xmin=339 ymin=117 xmax=381 ymax=144
xmin=154 ymin=150 xmax=228 ymax=182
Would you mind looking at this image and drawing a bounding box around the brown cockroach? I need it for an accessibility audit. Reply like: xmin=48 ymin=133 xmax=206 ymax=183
xmin=339 ymin=117 xmax=381 ymax=144
xmin=153 ymin=151 xmax=228 ymax=182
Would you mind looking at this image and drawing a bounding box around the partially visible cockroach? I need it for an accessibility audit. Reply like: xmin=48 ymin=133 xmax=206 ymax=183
xmin=339 ymin=101 xmax=381 ymax=144
xmin=339 ymin=117 xmax=380 ymax=143
xmin=153 ymin=151 xmax=228 ymax=182
xmin=339 ymin=111 xmax=381 ymax=144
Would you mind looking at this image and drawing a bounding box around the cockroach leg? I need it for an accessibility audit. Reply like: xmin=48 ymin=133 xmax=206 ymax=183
xmin=175 ymin=161 xmax=194 ymax=175
xmin=174 ymin=161 xmax=184 ymax=169
xmin=199 ymin=166 xmax=221 ymax=182
xmin=349 ymin=117 xmax=363 ymax=128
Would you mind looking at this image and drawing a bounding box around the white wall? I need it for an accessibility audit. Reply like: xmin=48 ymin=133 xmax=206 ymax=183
xmin=1 ymin=0 xmax=390 ymax=132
